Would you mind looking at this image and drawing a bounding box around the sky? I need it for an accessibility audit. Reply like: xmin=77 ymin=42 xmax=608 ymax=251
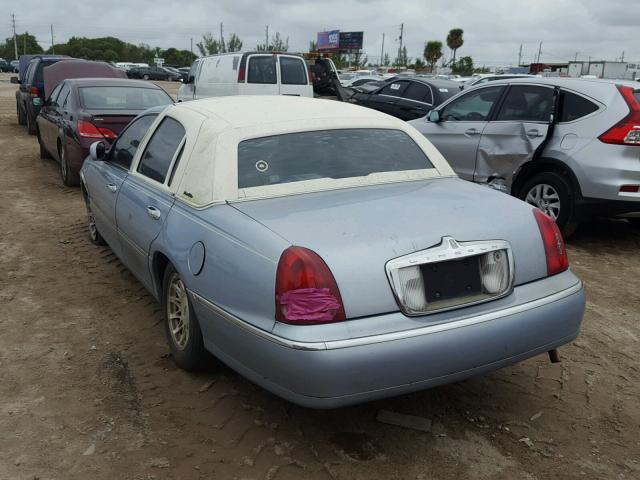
xmin=2 ymin=0 xmax=639 ymax=66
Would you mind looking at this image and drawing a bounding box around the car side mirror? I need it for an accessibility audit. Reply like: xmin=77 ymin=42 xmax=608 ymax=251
xmin=427 ymin=110 xmax=441 ymax=122
xmin=89 ymin=141 xmax=106 ymax=161
xmin=10 ymin=76 xmax=19 ymax=84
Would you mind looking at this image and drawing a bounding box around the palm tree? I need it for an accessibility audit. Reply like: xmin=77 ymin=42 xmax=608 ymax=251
xmin=424 ymin=41 xmax=443 ymax=73
xmin=446 ymin=28 xmax=464 ymax=66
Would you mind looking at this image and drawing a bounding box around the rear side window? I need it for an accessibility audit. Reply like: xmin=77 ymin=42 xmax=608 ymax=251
xmin=56 ymin=83 xmax=71 ymax=108
xmin=48 ymin=84 xmax=63 ymax=104
xmin=403 ymin=82 xmax=433 ymax=104
xmin=496 ymin=85 xmax=554 ymax=122
xmin=80 ymin=87 xmax=171 ymax=110
xmin=137 ymin=117 xmax=185 ymax=183
xmin=380 ymin=81 xmax=408 ymax=97
xmin=111 ymin=115 xmax=157 ymax=169
xmin=247 ymin=56 xmax=276 ymax=84
xmin=559 ymin=91 xmax=599 ymax=122
xmin=238 ymin=128 xmax=433 ymax=189
xmin=280 ymin=57 xmax=307 ymax=85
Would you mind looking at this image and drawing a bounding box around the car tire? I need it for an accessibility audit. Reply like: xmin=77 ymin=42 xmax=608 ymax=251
xmin=143 ymin=74 xmax=150 ymax=80
xmin=518 ymin=171 xmax=578 ymax=238
xmin=37 ymin=130 xmax=51 ymax=159
xmin=17 ymin=101 xmax=26 ymax=125
xmin=84 ymin=194 xmax=106 ymax=246
xmin=26 ymin=112 xmax=36 ymax=135
xmin=59 ymin=144 xmax=80 ymax=187
xmin=162 ymin=265 xmax=207 ymax=371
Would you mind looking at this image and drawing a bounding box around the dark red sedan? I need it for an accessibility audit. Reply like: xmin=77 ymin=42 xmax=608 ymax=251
xmin=36 ymin=78 xmax=173 ymax=186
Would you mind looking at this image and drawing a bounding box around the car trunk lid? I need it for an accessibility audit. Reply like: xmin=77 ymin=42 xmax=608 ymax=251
xmin=232 ymin=177 xmax=548 ymax=319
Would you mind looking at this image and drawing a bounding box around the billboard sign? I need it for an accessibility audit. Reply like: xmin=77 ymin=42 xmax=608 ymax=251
xmin=338 ymin=31 xmax=363 ymax=50
xmin=317 ymin=30 xmax=340 ymax=50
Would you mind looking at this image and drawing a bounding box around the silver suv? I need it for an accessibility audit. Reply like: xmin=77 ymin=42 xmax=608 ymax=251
xmin=410 ymin=77 xmax=640 ymax=235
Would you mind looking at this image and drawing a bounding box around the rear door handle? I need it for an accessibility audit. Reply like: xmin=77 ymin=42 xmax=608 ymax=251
xmin=527 ymin=129 xmax=544 ymax=138
xmin=106 ymin=183 xmax=117 ymax=193
xmin=146 ymin=206 xmax=161 ymax=220
xmin=465 ymin=128 xmax=479 ymax=136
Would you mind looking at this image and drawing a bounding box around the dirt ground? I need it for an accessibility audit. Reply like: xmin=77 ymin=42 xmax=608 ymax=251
xmin=1 ymin=73 xmax=639 ymax=480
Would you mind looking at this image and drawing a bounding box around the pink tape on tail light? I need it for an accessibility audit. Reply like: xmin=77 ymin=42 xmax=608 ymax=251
xmin=279 ymin=288 xmax=341 ymax=322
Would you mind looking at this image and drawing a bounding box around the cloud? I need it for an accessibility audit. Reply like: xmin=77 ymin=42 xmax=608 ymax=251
xmin=6 ymin=0 xmax=637 ymax=65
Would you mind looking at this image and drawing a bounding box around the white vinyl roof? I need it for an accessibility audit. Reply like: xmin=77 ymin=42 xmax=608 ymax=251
xmin=142 ymin=96 xmax=457 ymax=207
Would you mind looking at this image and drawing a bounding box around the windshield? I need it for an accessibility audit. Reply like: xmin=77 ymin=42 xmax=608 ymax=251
xmin=237 ymin=128 xmax=433 ymax=189
xmin=80 ymin=86 xmax=172 ymax=110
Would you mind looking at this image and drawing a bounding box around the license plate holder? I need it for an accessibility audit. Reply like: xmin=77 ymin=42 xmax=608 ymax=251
xmin=421 ymin=256 xmax=482 ymax=304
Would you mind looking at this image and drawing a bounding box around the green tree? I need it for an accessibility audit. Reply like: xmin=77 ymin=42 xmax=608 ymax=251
xmin=424 ymin=40 xmax=443 ymax=72
xmin=0 ymin=32 xmax=43 ymax=59
xmin=47 ymin=36 xmax=156 ymax=63
xmin=256 ymin=32 xmax=289 ymax=52
xmin=412 ymin=58 xmax=426 ymax=70
xmin=452 ymin=56 xmax=474 ymax=76
xmin=446 ymin=28 xmax=464 ymax=65
xmin=197 ymin=32 xmax=222 ymax=56
xmin=309 ymin=40 xmax=317 ymax=52
xmin=227 ymin=34 xmax=243 ymax=52
xmin=161 ymin=48 xmax=197 ymax=66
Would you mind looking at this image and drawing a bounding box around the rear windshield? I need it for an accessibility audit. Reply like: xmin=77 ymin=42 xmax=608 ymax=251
xmin=238 ymin=128 xmax=433 ymax=189
xmin=79 ymin=86 xmax=172 ymax=110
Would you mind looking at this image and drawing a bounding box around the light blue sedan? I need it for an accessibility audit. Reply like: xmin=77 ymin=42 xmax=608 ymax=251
xmin=80 ymin=96 xmax=585 ymax=408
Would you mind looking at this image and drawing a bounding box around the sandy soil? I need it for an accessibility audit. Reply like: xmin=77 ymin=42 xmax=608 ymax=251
xmin=1 ymin=73 xmax=639 ymax=480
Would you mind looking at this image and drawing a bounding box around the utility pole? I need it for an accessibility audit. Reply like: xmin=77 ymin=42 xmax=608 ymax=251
xmin=621 ymin=51 xmax=625 ymax=62
xmin=265 ymin=25 xmax=269 ymax=50
xmin=50 ymin=24 xmax=54 ymax=54
xmin=517 ymin=44 xmax=522 ymax=66
xmin=397 ymin=23 xmax=404 ymax=67
xmin=190 ymin=37 xmax=193 ymax=57
xmin=536 ymin=42 xmax=542 ymax=63
xmin=11 ymin=13 xmax=18 ymax=60
xmin=574 ymin=52 xmax=578 ymax=61
xmin=219 ymin=22 xmax=224 ymax=52
xmin=380 ymin=33 xmax=385 ymax=67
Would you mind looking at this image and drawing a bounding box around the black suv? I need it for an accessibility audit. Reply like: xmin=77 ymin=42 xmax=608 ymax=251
xmin=13 ymin=56 xmax=68 ymax=134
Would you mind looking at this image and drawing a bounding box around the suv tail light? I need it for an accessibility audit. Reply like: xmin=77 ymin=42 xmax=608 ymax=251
xmin=533 ymin=209 xmax=569 ymax=276
xmin=238 ymin=66 xmax=245 ymax=82
xmin=599 ymin=85 xmax=640 ymax=145
xmin=275 ymin=246 xmax=346 ymax=324
xmin=78 ymin=120 xmax=117 ymax=140
xmin=29 ymin=86 xmax=38 ymax=96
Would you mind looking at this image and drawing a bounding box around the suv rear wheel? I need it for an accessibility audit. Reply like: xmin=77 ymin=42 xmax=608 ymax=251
xmin=519 ymin=171 xmax=578 ymax=237
xmin=26 ymin=111 xmax=36 ymax=135
xmin=17 ymin=101 xmax=26 ymax=125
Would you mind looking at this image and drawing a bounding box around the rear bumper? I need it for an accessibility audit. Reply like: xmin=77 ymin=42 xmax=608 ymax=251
xmin=191 ymin=272 xmax=585 ymax=408
xmin=576 ymin=196 xmax=640 ymax=218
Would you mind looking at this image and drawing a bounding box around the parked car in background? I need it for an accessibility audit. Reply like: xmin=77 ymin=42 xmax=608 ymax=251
xmin=10 ymin=60 xmax=19 ymax=72
xmin=0 ymin=59 xmax=13 ymax=72
xmin=80 ymin=96 xmax=584 ymax=408
xmin=37 ymin=78 xmax=172 ymax=186
xmin=177 ymin=52 xmax=312 ymax=102
xmin=128 ymin=66 xmax=180 ymax=81
xmin=162 ymin=66 xmax=185 ymax=82
xmin=341 ymin=75 xmax=384 ymax=88
xmin=462 ymin=74 xmax=534 ymax=89
xmin=12 ymin=55 xmax=70 ymax=134
xmin=351 ymin=77 xmax=460 ymax=121
xmin=411 ymin=77 xmax=640 ymax=234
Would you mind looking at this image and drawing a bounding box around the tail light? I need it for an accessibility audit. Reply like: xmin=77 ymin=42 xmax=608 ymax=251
xmin=275 ymin=246 xmax=346 ymax=324
xmin=533 ymin=209 xmax=569 ymax=276
xmin=238 ymin=66 xmax=245 ymax=82
xmin=29 ymin=86 xmax=38 ymax=96
xmin=78 ymin=120 xmax=117 ymax=140
xmin=599 ymin=85 xmax=640 ymax=145
xmin=308 ymin=66 xmax=315 ymax=84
